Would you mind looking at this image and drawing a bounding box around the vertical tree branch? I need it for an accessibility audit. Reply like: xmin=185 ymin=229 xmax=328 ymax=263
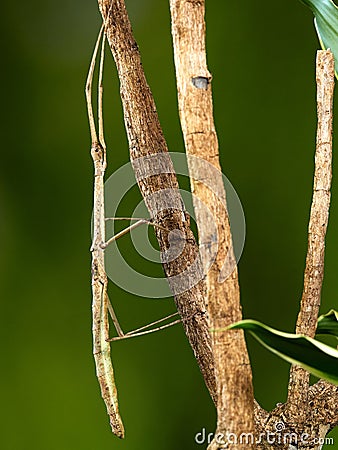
xmin=250 ymin=50 xmax=337 ymax=450
xmin=287 ymin=51 xmax=335 ymax=420
xmin=169 ymin=1 xmax=255 ymax=448
xmin=97 ymin=0 xmax=217 ymax=404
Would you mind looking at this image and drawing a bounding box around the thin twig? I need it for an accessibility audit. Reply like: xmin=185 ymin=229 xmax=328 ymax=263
xmin=287 ymin=50 xmax=335 ymax=419
xmin=86 ymin=25 xmax=124 ymax=438
xmin=251 ymin=49 xmax=337 ymax=450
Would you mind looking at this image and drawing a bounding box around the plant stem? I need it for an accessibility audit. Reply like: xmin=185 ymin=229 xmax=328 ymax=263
xmin=169 ymin=1 xmax=256 ymax=447
xmin=287 ymin=50 xmax=335 ymax=421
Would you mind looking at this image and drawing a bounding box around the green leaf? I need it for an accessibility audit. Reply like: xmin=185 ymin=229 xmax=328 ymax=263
xmin=221 ymin=319 xmax=338 ymax=385
xmin=317 ymin=309 xmax=338 ymax=338
xmin=300 ymin=0 xmax=338 ymax=77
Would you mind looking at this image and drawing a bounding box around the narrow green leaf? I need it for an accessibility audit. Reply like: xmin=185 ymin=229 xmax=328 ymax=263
xmin=300 ymin=0 xmax=338 ymax=77
xmin=317 ymin=309 xmax=338 ymax=338
xmin=220 ymin=319 xmax=338 ymax=385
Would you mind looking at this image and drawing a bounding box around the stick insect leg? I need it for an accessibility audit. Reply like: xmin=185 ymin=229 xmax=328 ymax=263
xmin=107 ymin=295 xmax=125 ymax=337
xmin=85 ymin=24 xmax=104 ymax=146
xmin=106 ymin=217 xmax=169 ymax=234
xmin=110 ymin=310 xmax=199 ymax=341
xmin=103 ymin=217 xmax=180 ymax=339
xmin=102 ymin=218 xmax=169 ymax=249
xmin=108 ymin=316 xmax=182 ymax=342
xmin=125 ymin=312 xmax=180 ymax=336
xmin=102 ymin=219 xmax=148 ymax=249
xmin=107 ymin=296 xmax=181 ymax=341
xmin=98 ymin=29 xmax=106 ymax=153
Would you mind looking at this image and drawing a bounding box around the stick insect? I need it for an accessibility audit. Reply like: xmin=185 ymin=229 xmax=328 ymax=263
xmin=86 ymin=23 xmax=125 ymax=438
xmin=86 ymin=25 xmax=180 ymax=438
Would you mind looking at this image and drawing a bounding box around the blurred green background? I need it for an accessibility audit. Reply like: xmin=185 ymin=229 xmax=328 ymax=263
xmin=1 ymin=0 xmax=337 ymax=448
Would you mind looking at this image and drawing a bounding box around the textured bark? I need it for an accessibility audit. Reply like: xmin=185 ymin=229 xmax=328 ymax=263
xmin=254 ymin=50 xmax=337 ymax=450
xmin=255 ymin=380 xmax=338 ymax=450
xmin=169 ymin=1 xmax=255 ymax=448
xmin=97 ymin=0 xmax=217 ymax=404
xmin=287 ymin=50 xmax=335 ymax=423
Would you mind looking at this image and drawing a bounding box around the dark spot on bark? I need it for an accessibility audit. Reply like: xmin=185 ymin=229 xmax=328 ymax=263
xmin=131 ymin=41 xmax=139 ymax=52
xmin=191 ymin=76 xmax=209 ymax=90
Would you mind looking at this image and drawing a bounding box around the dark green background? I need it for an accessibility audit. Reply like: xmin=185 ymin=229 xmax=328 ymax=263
xmin=1 ymin=0 xmax=337 ymax=448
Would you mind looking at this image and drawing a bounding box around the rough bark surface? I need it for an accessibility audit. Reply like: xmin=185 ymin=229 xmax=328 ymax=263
xmin=97 ymin=0 xmax=217 ymax=404
xmin=287 ymin=50 xmax=336 ymax=426
xmin=254 ymin=50 xmax=337 ymax=450
xmin=169 ymin=1 xmax=255 ymax=448
xmin=254 ymin=380 xmax=338 ymax=450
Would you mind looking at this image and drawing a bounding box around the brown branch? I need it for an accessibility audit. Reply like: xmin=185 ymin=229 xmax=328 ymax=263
xmin=287 ymin=50 xmax=335 ymax=420
xmin=308 ymin=380 xmax=338 ymax=431
xmin=249 ymin=49 xmax=337 ymax=450
xmin=97 ymin=0 xmax=217 ymax=405
xmin=254 ymin=380 xmax=338 ymax=450
xmin=169 ymin=1 xmax=255 ymax=448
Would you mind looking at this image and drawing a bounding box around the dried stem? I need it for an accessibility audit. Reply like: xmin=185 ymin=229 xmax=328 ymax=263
xmin=169 ymin=1 xmax=255 ymax=447
xmin=97 ymin=0 xmax=217 ymax=404
xmin=287 ymin=50 xmax=335 ymax=420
